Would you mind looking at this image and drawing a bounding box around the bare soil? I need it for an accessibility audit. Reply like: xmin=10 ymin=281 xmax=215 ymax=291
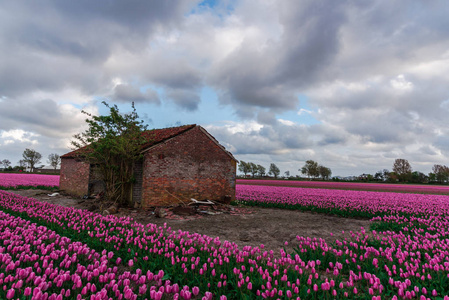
xmin=6 ymin=189 xmax=372 ymax=254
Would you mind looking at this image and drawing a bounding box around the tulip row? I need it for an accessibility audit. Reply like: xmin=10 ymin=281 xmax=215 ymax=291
xmin=0 ymin=209 xmax=194 ymax=300
xmin=236 ymin=184 xmax=449 ymax=218
xmin=0 ymin=190 xmax=357 ymax=299
xmin=0 ymin=174 xmax=59 ymax=190
xmin=2 ymin=186 xmax=449 ymax=299
xmin=237 ymin=179 xmax=449 ymax=195
xmin=236 ymin=185 xmax=449 ymax=298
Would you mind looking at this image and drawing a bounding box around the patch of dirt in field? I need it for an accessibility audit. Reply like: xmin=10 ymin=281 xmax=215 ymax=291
xmin=5 ymin=189 xmax=372 ymax=254
xmin=7 ymin=189 xmax=87 ymax=209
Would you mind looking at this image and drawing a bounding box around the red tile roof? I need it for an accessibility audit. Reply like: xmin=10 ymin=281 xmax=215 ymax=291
xmin=140 ymin=124 xmax=196 ymax=150
xmin=62 ymin=124 xmax=196 ymax=158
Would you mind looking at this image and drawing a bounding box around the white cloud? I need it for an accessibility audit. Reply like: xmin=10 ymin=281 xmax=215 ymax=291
xmin=390 ymin=74 xmax=413 ymax=91
xmin=1 ymin=129 xmax=39 ymax=144
xmin=278 ymin=119 xmax=295 ymax=126
xmin=297 ymin=108 xmax=312 ymax=116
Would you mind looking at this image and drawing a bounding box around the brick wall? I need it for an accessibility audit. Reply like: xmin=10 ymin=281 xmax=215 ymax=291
xmin=59 ymin=158 xmax=90 ymax=197
xmin=141 ymin=126 xmax=236 ymax=207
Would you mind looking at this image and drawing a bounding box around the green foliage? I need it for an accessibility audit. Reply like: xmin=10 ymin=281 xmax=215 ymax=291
xmin=392 ymin=158 xmax=412 ymax=182
xmin=0 ymin=185 xmax=58 ymax=191
xmin=300 ymin=160 xmax=332 ymax=180
xmin=318 ymin=165 xmax=332 ymax=180
xmin=238 ymin=161 xmax=251 ymax=176
xmin=256 ymin=164 xmax=265 ymax=177
xmin=249 ymin=162 xmax=258 ymax=178
xmin=47 ymin=153 xmax=61 ymax=170
xmin=72 ymin=101 xmax=147 ymax=207
xmin=268 ymin=163 xmax=280 ymax=178
xmin=300 ymin=160 xmax=319 ymax=179
xmin=0 ymin=159 xmax=11 ymax=168
xmin=432 ymin=164 xmax=449 ymax=184
xmin=22 ymin=148 xmax=42 ymax=172
xmin=238 ymin=161 xmax=269 ymax=178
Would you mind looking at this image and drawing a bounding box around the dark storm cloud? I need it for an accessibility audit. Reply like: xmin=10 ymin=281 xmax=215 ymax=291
xmin=166 ymin=89 xmax=201 ymax=111
xmin=111 ymin=84 xmax=160 ymax=104
xmin=330 ymin=1 xmax=449 ymax=82
xmin=211 ymin=1 xmax=346 ymax=116
xmin=273 ymin=1 xmax=345 ymax=85
xmin=256 ymin=111 xmax=277 ymax=125
xmin=149 ymin=60 xmax=203 ymax=91
xmin=0 ymin=0 xmax=198 ymax=98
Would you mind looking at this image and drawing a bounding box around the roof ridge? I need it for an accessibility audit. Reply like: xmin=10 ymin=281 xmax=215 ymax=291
xmin=62 ymin=124 xmax=197 ymax=158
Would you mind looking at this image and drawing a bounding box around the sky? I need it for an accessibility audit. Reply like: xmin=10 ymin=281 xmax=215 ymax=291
xmin=1 ymin=0 xmax=449 ymax=177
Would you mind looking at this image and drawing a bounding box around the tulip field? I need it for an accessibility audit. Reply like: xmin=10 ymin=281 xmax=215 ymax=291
xmin=0 ymin=173 xmax=59 ymax=190
xmin=237 ymin=179 xmax=449 ymax=195
xmin=1 ymin=176 xmax=449 ymax=299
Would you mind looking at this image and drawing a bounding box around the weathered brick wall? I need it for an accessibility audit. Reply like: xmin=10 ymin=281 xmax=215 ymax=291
xmin=141 ymin=126 xmax=236 ymax=207
xmin=59 ymin=158 xmax=90 ymax=197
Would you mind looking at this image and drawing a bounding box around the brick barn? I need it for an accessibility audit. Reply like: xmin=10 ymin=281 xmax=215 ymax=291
xmin=59 ymin=124 xmax=237 ymax=207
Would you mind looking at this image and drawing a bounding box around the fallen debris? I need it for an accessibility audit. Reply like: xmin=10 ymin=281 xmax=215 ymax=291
xmin=145 ymin=202 xmax=252 ymax=220
xmin=189 ymin=198 xmax=215 ymax=205
xmin=154 ymin=207 xmax=167 ymax=218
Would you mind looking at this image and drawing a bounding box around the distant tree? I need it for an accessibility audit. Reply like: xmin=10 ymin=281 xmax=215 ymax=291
xmin=387 ymin=171 xmax=398 ymax=183
xmin=22 ymin=149 xmax=42 ymax=172
xmin=300 ymin=160 xmax=319 ymax=179
xmin=257 ymin=164 xmax=266 ymax=177
xmin=238 ymin=161 xmax=251 ymax=176
xmin=432 ymin=164 xmax=449 ymax=184
xmin=1 ymin=159 xmax=11 ymax=168
xmin=284 ymin=171 xmax=290 ymax=178
xmin=374 ymin=170 xmax=384 ymax=181
xmin=47 ymin=153 xmax=61 ymax=170
xmin=12 ymin=165 xmax=23 ymax=172
xmin=318 ymin=165 xmax=332 ymax=180
xmin=392 ymin=159 xmax=412 ymax=182
xmin=18 ymin=159 xmax=28 ymax=170
xmin=410 ymin=171 xmax=428 ymax=184
xmin=268 ymin=163 xmax=280 ymax=178
xmin=249 ymin=162 xmax=259 ymax=178
xmin=382 ymin=169 xmax=391 ymax=181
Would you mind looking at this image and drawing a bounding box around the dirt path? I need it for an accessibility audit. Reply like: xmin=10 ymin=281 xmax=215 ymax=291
xmin=5 ymin=189 xmax=372 ymax=254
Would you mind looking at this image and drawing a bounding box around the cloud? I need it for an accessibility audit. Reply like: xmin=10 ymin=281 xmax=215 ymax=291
xmin=209 ymin=0 xmax=346 ymax=117
xmin=0 ymin=97 xmax=92 ymax=138
xmin=390 ymin=75 xmax=413 ymax=91
xmin=206 ymin=120 xmax=317 ymax=156
xmin=0 ymin=0 xmax=199 ymax=99
xmin=2 ymin=0 xmax=449 ymax=175
xmin=166 ymin=88 xmax=201 ymax=111
xmin=1 ymin=129 xmax=39 ymax=144
xmin=111 ymin=84 xmax=160 ymax=104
